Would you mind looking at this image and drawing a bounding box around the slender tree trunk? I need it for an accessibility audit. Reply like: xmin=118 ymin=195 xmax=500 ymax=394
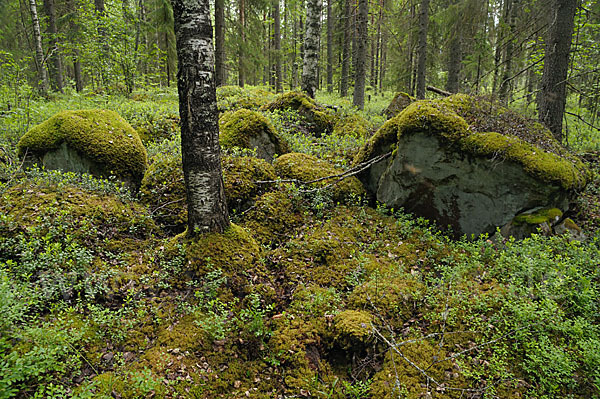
xmin=238 ymin=0 xmax=245 ymax=87
xmin=326 ymin=0 xmax=333 ymax=93
xmin=29 ymin=0 xmax=48 ymax=95
xmin=445 ymin=32 xmax=461 ymax=93
xmin=215 ymin=0 xmax=226 ymax=86
xmin=274 ymin=0 xmax=282 ymax=92
xmin=301 ymin=0 xmax=322 ymax=98
xmin=416 ymin=0 xmax=429 ymax=99
xmin=353 ymin=0 xmax=368 ymax=109
xmin=173 ymin=0 xmax=230 ymax=236
xmin=539 ymin=0 xmax=578 ymax=142
xmin=74 ymin=50 xmax=83 ymax=92
xmin=340 ymin=0 xmax=351 ymax=96
xmin=379 ymin=0 xmax=387 ymax=92
xmin=43 ymin=0 xmax=63 ymax=92
xmin=499 ymin=0 xmax=516 ymax=103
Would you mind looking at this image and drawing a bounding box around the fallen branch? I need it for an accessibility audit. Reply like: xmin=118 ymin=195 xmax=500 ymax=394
xmin=426 ymin=86 xmax=452 ymax=97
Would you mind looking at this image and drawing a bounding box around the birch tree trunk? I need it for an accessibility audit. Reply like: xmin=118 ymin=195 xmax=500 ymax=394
xmin=539 ymin=0 xmax=578 ymax=142
xmin=29 ymin=0 xmax=49 ymax=95
xmin=416 ymin=0 xmax=429 ymax=99
xmin=353 ymin=0 xmax=368 ymax=109
xmin=301 ymin=0 xmax=322 ymax=98
xmin=173 ymin=0 xmax=230 ymax=235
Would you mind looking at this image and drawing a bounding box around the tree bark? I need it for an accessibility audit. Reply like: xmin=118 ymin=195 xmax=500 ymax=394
xmin=215 ymin=0 xmax=226 ymax=86
xmin=238 ymin=0 xmax=245 ymax=87
xmin=340 ymin=0 xmax=351 ymax=97
xmin=301 ymin=0 xmax=322 ymax=98
xmin=29 ymin=0 xmax=49 ymax=95
xmin=499 ymin=0 xmax=517 ymax=103
xmin=539 ymin=0 xmax=578 ymax=142
xmin=353 ymin=0 xmax=368 ymax=109
xmin=445 ymin=33 xmax=461 ymax=93
xmin=416 ymin=0 xmax=429 ymax=99
xmin=173 ymin=0 xmax=230 ymax=235
xmin=274 ymin=0 xmax=282 ymax=92
xmin=326 ymin=0 xmax=333 ymax=93
xmin=43 ymin=0 xmax=64 ymax=92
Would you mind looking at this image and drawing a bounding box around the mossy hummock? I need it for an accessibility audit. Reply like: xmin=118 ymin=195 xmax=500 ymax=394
xmin=219 ymin=108 xmax=289 ymax=160
xmin=17 ymin=109 xmax=147 ymax=183
xmin=273 ymin=152 xmax=365 ymax=202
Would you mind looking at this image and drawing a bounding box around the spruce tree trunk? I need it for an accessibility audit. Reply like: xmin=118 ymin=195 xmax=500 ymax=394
xmin=539 ymin=0 xmax=578 ymax=142
xmin=340 ymin=0 xmax=351 ymax=97
xmin=326 ymin=0 xmax=333 ymax=93
xmin=173 ymin=0 xmax=230 ymax=235
xmin=301 ymin=0 xmax=322 ymax=98
xmin=215 ymin=0 xmax=226 ymax=86
xmin=445 ymin=33 xmax=461 ymax=93
xmin=274 ymin=0 xmax=282 ymax=92
xmin=29 ymin=0 xmax=49 ymax=95
xmin=238 ymin=0 xmax=245 ymax=87
xmin=43 ymin=0 xmax=64 ymax=92
xmin=353 ymin=0 xmax=368 ymax=109
xmin=416 ymin=0 xmax=429 ymax=99
xmin=499 ymin=0 xmax=516 ymax=103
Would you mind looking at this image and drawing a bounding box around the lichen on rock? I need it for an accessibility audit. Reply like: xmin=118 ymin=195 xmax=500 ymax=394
xmin=17 ymin=109 xmax=147 ymax=187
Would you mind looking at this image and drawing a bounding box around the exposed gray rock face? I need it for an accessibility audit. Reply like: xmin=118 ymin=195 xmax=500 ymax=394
xmin=375 ymin=132 xmax=570 ymax=237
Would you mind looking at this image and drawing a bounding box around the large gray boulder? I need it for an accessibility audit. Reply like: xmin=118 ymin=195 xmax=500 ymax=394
xmin=355 ymin=95 xmax=589 ymax=237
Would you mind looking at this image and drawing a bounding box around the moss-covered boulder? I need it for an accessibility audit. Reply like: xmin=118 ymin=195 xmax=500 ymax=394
xmin=332 ymin=113 xmax=372 ymax=138
xmin=355 ymin=95 xmax=590 ymax=237
xmin=261 ymin=91 xmax=337 ymax=136
xmin=219 ymin=108 xmax=289 ymax=161
xmin=382 ymin=91 xmax=414 ymax=119
xmin=273 ymin=152 xmax=365 ymax=203
xmin=140 ymin=151 xmax=277 ymax=233
xmin=17 ymin=109 xmax=147 ymax=188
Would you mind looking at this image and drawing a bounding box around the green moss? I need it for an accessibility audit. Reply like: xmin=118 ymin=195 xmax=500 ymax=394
xmin=348 ymin=274 xmax=425 ymax=326
xmin=222 ymin=156 xmax=277 ymax=210
xmin=180 ymin=223 xmax=260 ymax=277
xmin=17 ymin=109 xmax=147 ymax=183
xmin=382 ymin=91 xmax=415 ymax=119
xmin=262 ymin=91 xmax=337 ymax=135
xmin=333 ymin=310 xmax=373 ymax=348
xmin=332 ymin=114 xmax=372 ymax=138
xmin=140 ymin=153 xmax=278 ymax=232
xmin=273 ymin=152 xmax=365 ymax=202
xmin=463 ymin=132 xmax=588 ymax=189
xmin=562 ymin=218 xmax=582 ymax=232
xmin=354 ymin=94 xmax=590 ymax=190
xmin=219 ymin=108 xmax=289 ymax=158
xmin=240 ymin=189 xmax=306 ymax=247
xmin=217 ymin=85 xmax=276 ymax=112
xmin=513 ymin=208 xmax=563 ymax=225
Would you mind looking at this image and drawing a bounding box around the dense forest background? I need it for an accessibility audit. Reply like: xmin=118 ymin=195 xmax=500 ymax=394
xmin=2 ymin=0 xmax=600 ymax=148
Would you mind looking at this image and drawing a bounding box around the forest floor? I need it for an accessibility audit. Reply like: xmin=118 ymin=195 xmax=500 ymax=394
xmin=0 ymin=86 xmax=599 ymax=398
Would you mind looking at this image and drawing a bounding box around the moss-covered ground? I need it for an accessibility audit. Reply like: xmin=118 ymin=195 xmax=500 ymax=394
xmin=0 ymin=87 xmax=599 ymax=398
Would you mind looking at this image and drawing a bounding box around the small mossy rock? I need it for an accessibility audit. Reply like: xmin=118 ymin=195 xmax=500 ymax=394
xmin=356 ymin=95 xmax=589 ymax=237
xmin=262 ymin=91 xmax=337 ymax=136
xmin=216 ymin=85 xmax=276 ymax=112
xmin=273 ymin=152 xmax=365 ymax=203
xmin=140 ymin=153 xmax=277 ymax=233
xmin=219 ymin=108 xmax=289 ymax=161
xmin=333 ymin=310 xmax=374 ymax=349
xmin=348 ymin=274 xmax=425 ymax=326
xmin=17 ymin=109 xmax=147 ymax=188
xmin=180 ymin=224 xmax=261 ymax=292
xmin=240 ymin=189 xmax=306 ymax=247
xmin=222 ymin=155 xmax=277 ymax=210
xmin=554 ymin=218 xmax=586 ymax=241
xmin=332 ymin=113 xmax=372 ymax=138
xmin=382 ymin=91 xmax=415 ymax=119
